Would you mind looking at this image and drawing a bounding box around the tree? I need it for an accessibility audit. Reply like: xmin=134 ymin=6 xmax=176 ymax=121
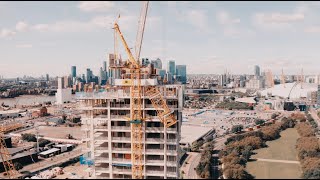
xmin=271 ymin=113 xmax=278 ymax=119
xmin=303 ymin=169 xmax=320 ymax=179
xmin=34 ymin=138 xmax=51 ymax=148
xmin=242 ymin=146 xmax=253 ymax=161
xmin=231 ymin=125 xmax=243 ymax=133
xmin=254 ymin=119 xmax=265 ymax=126
xmin=13 ymin=162 xmax=23 ymax=170
xmin=21 ymin=133 xmax=37 ymax=142
xmin=296 ymin=123 xmax=315 ymax=137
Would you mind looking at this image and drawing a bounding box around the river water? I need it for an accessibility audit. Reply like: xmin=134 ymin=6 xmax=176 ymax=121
xmin=0 ymin=95 xmax=76 ymax=107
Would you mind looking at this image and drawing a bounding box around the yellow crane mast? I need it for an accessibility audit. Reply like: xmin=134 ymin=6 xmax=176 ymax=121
xmin=113 ymin=1 xmax=177 ymax=178
xmin=0 ymin=123 xmax=21 ymax=179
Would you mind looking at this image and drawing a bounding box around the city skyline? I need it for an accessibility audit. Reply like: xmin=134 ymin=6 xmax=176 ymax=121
xmin=2 ymin=1 xmax=320 ymax=77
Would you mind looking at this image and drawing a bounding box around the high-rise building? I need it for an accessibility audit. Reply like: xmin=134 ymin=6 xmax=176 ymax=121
xmin=56 ymin=77 xmax=72 ymax=104
xmin=46 ymin=74 xmax=49 ymax=81
xmin=167 ymin=60 xmax=176 ymax=76
xmin=254 ymin=65 xmax=260 ymax=78
xmin=71 ymin=66 xmax=77 ymax=78
xmin=99 ymin=67 xmax=107 ymax=85
xmin=142 ymin=58 xmax=150 ymax=66
xmin=176 ymin=65 xmax=187 ymax=84
xmin=77 ymin=81 xmax=183 ymax=179
xmin=159 ymin=69 xmax=166 ymax=80
xmin=317 ymin=85 xmax=320 ymax=106
xmin=151 ymin=58 xmax=162 ymax=69
xmin=103 ymin=61 xmax=107 ymax=72
xmin=63 ymin=76 xmax=72 ymax=88
xmin=219 ymin=74 xmax=227 ymax=87
xmin=86 ymin=68 xmax=93 ymax=83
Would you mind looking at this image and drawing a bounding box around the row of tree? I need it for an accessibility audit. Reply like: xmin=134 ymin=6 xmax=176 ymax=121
xmin=215 ymin=101 xmax=253 ymax=110
xmin=295 ymin=122 xmax=320 ymax=179
xmin=195 ymin=141 xmax=215 ymax=178
xmin=21 ymin=133 xmax=52 ymax=149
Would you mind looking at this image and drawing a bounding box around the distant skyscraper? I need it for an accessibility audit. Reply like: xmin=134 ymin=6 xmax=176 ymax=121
xmin=219 ymin=74 xmax=226 ymax=87
xmin=176 ymin=65 xmax=187 ymax=84
xmin=254 ymin=65 xmax=260 ymax=77
xmin=317 ymin=85 xmax=320 ymax=106
xmin=46 ymin=74 xmax=49 ymax=81
xmin=151 ymin=58 xmax=162 ymax=69
xmin=71 ymin=66 xmax=76 ymax=78
xmin=159 ymin=69 xmax=166 ymax=79
xmin=58 ymin=77 xmax=64 ymax=89
xmin=167 ymin=60 xmax=176 ymax=75
xmin=99 ymin=67 xmax=107 ymax=85
xmin=82 ymin=74 xmax=86 ymax=83
xmin=142 ymin=58 xmax=150 ymax=66
xmin=86 ymin=68 xmax=93 ymax=83
xmin=103 ymin=61 xmax=107 ymax=71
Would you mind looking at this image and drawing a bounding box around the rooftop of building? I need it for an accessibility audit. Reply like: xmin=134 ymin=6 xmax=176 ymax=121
xmin=235 ymin=97 xmax=256 ymax=104
xmin=260 ymin=82 xmax=318 ymax=99
xmin=0 ymin=109 xmax=25 ymax=115
xmin=0 ymin=147 xmax=37 ymax=163
xmin=180 ymin=124 xmax=214 ymax=145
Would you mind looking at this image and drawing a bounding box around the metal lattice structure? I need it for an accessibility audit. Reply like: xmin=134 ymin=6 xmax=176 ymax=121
xmin=113 ymin=1 xmax=177 ymax=178
xmin=0 ymin=132 xmax=19 ymax=179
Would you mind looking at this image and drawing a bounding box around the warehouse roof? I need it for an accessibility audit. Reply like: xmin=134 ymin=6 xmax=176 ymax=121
xmin=180 ymin=125 xmax=214 ymax=145
xmin=235 ymin=97 xmax=256 ymax=104
xmin=39 ymin=148 xmax=60 ymax=156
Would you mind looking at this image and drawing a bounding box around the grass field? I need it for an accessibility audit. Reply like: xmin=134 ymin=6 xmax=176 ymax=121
xmin=246 ymin=128 xmax=302 ymax=179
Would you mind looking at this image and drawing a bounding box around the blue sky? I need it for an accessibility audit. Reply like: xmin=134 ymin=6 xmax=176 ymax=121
xmin=1 ymin=1 xmax=320 ymax=78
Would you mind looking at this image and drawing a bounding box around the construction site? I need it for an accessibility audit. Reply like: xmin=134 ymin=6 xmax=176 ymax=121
xmin=76 ymin=1 xmax=184 ymax=179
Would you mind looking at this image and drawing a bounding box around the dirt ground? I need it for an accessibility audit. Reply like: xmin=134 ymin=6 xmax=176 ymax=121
xmin=19 ymin=126 xmax=82 ymax=140
xmin=54 ymin=162 xmax=92 ymax=179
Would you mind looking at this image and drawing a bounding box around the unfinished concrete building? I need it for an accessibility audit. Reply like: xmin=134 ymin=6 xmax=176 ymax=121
xmin=77 ymin=83 xmax=184 ymax=179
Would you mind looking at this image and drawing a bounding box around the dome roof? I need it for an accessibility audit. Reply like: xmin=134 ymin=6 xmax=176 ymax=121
xmin=260 ymin=82 xmax=317 ymax=99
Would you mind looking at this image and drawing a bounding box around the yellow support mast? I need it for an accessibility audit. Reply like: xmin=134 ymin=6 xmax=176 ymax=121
xmin=0 ymin=123 xmax=20 ymax=179
xmin=114 ymin=2 xmax=177 ymax=178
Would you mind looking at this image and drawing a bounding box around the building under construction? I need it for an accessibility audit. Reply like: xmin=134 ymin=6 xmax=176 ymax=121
xmin=77 ymin=2 xmax=184 ymax=178
xmin=77 ymin=54 xmax=184 ymax=178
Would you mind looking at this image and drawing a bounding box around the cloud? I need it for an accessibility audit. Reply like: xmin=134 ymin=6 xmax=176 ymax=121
xmin=31 ymin=15 xmax=117 ymax=33
xmin=252 ymin=6 xmax=305 ymax=31
xmin=174 ymin=9 xmax=209 ymax=32
xmin=78 ymin=1 xmax=114 ymax=12
xmin=163 ymin=1 xmax=190 ymax=8
xmin=16 ymin=44 xmax=32 ymax=48
xmin=216 ymin=11 xmax=240 ymax=25
xmin=216 ymin=10 xmax=243 ymax=37
xmin=186 ymin=10 xmax=209 ymax=31
xmin=305 ymin=26 xmax=320 ymax=33
xmin=0 ymin=29 xmax=16 ymax=38
xmin=16 ymin=21 xmax=29 ymax=32
xmin=255 ymin=12 xmax=304 ymax=24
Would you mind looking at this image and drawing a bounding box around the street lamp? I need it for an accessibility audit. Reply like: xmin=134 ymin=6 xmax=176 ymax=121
xmin=36 ymin=125 xmax=39 ymax=152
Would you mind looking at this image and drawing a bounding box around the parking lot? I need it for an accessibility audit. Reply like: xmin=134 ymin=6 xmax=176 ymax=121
xmin=183 ymin=109 xmax=274 ymax=136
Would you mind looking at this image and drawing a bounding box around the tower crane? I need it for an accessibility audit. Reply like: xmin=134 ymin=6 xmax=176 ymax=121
xmin=0 ymin=123 xmax=20 ymax=179
xmin=113 ymin=1 xmax=177 ymax=178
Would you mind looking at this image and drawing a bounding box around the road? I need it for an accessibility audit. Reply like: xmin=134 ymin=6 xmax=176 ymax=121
xmin=213 ymin=135 xmax=230 ymax=150
xmin=309 ymin=108 xmax=320 ymax=127
xmin=256 ymin=158 xmax=300 ymax=164
xmin=180 ymin=152 xmax=201 ymax=179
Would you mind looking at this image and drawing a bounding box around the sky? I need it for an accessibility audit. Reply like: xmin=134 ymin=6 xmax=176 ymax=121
xmin=1 ymin=1 xmax=320 ymax=78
